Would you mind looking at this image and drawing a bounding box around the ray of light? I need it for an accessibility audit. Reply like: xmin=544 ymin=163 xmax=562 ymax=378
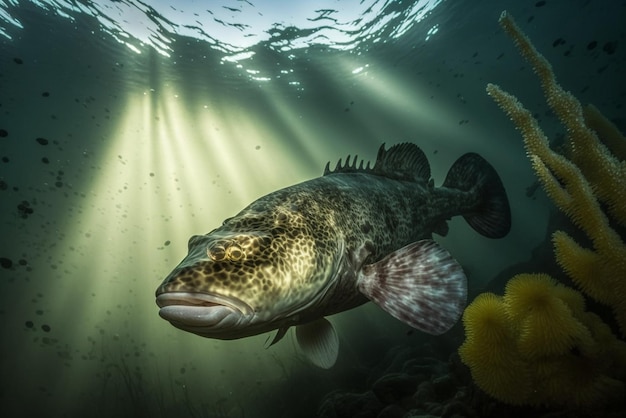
xmin=38 ymin=69 xmax=313 ymax=406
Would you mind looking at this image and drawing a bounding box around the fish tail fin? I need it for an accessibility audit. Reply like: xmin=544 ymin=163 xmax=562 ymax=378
xmin=443 ymin=153 xmax=511 ymax=238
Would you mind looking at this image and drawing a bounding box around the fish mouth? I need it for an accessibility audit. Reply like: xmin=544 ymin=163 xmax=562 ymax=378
xmin=156 ymin=292 xmax=253 ymax=334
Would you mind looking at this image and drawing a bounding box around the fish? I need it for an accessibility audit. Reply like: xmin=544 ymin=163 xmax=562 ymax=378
xmin=155 ymin=143 xmax=511 ymax=368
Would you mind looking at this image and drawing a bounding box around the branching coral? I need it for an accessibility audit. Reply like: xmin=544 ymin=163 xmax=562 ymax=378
xmin=488 ymin=11 xmax=626 ymax=228
xmin=459 ymin=10 xmax=626 ymax=409
xmin=485 ymin=11 xmax=626 ymax=336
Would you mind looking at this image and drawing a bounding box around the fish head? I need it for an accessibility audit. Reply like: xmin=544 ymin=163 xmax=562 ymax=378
xmin=155 ymin=204 xmax=340 ymax=339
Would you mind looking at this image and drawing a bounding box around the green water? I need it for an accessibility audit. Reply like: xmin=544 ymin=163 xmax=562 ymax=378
xmin=0 ymin=1 xmax=623 ymax=417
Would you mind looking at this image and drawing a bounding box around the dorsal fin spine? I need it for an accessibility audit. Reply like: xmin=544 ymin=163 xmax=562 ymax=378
xmin=323 ymin=143 xmax=431 ymax=183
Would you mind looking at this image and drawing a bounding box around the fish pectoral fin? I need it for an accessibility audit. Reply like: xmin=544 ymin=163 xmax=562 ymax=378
xmin=295 ymin=318 xmax=339 ymax=369
xmin=265 ymin=326 xmax=289 ymax=348
xmin=357 ymin=239 xmax=467 ymax=335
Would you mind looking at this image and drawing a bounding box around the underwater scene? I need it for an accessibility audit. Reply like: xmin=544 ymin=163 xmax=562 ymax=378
xmin=1 ymin=0 xmax=625 ymax=417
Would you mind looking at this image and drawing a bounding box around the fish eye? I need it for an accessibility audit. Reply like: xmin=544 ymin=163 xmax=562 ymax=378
xmin=226 ymin=244 xmax=244 ymax=261
xmin=208 ymin=245 xmax=226 ymax=261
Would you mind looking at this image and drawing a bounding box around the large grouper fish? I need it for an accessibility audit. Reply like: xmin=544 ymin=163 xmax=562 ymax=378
xmin=156 ymin=143 xmax=511 ymax=368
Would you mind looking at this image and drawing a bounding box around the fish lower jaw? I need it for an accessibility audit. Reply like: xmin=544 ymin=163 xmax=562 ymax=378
xmin=159 ymin=304 xmax=241 ymax=332
xmin=156 ymin=292 xmax=254 ymax=335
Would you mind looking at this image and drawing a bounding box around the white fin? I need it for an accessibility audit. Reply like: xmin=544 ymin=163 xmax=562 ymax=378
xmin=357 ymin=239 xmax=467 ymax=335
xmin=295 ymin=318 xmax=339 ymax=369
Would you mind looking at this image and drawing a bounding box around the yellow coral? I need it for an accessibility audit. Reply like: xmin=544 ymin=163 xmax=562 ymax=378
xmin=460 ymin=11 xmax=626 ymax=408
xmin=502 ymin=273 xmax=556 ymax=326
xmin=504 ymin=274 xmax=595 ymax=360
xmin=460 ymin=275 xmax=626 ymax=408
xmin=583 ymin=104 xmax=626 ymax=162
xmin=551 ymin=281 xmax=586 ymax=317
xmin=458 ymin=293 xmax=532 ymax=405
xmin=536 ymin=355 xmax=624 ymax=408
xmin=460 ymin=293 xmax=508 ymax=343
xmin=486 ymin=10 xmax=626 ymax=336
xmin=494 ymin=11 xmax=626 ymax=228
xmin=582 ymin=312 xmax=626 ymax=373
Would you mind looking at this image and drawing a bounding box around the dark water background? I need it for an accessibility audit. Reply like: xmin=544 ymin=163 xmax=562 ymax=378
xmin=0 ymin=0 xmax=624 ymax=417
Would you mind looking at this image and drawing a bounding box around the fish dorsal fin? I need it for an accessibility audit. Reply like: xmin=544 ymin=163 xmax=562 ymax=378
xmin=323 ymin=143 xmax=430 ymax=182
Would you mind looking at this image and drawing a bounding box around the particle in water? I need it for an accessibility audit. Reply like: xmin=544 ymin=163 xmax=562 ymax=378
xmin=0 ymin=129 xmax=7 ymax=137
xmin=41 ymin=324 xmax=51 ymax=332
xmin=13 ymin=57 xmax=23 ymax=64
xmin=25 ymin=321 xmax=34 ymax=328
xmin=36 ymin=137 xmax=49 ymax=146
xmin=17 ymin=201 xmax=34 ymax=218
xmin=0 ymin=257 xmax=12 ymax=269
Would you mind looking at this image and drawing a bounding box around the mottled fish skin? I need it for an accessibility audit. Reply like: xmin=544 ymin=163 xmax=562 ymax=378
xmin=155 ymin=143 xmax=510 ymax=344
